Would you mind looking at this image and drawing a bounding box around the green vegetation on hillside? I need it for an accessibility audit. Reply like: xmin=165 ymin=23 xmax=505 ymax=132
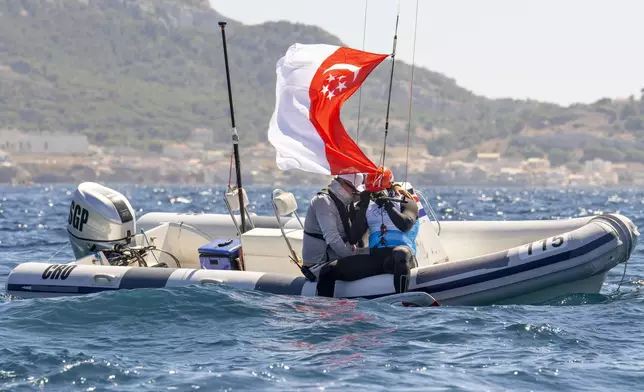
xmin=1 ymin=0 xmax=643 ymax=160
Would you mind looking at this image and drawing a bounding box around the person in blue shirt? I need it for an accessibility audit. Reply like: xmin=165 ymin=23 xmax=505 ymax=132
xmin=316 ymin=166 xmax=419 ymax=297
xmin=364 ymin=168 xmax=420 ymax=255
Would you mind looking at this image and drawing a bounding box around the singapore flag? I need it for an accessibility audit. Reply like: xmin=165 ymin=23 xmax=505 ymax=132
xmin=267 ymin=43 xmax=388 ymax=175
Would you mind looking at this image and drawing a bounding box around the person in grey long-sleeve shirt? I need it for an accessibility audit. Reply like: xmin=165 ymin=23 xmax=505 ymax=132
xmin=302 ymin=175 xmax=370 ymax=266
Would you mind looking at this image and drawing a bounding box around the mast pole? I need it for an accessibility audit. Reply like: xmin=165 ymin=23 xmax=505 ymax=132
xmin=380 ymin=0 xmax=400 ymax=169
xmin=219 ymin=21 xmax=247 ymax=233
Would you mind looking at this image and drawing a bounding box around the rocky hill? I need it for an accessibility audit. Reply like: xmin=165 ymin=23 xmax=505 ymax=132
xmin=1 ymin=0 xmax=644 ymax=166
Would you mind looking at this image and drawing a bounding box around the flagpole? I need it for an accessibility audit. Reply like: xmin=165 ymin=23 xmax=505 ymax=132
xmin=381 ymin=0 xmax=400 ymax=169
xmin=218 ymin=21 xmax=247 ymax=234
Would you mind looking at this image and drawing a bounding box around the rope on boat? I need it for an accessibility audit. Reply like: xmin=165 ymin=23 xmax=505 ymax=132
xmin=47 ymin=242 xmax=71 ymax=262
xmin=228 ymin=151 xmax=234 ymax=189
xmin=615 ymin=257 xmax=628 ymax=293
xmin=356 ymin=0 xmax=369 ymax=146
xmin=404 ymin=0 xmax=420 ymax=184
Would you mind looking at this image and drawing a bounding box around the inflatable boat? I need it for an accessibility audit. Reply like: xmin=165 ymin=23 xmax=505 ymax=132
xmin=4 ymin=182 xmax=639 ymax=306
xmin=9 ymin=38 xmax=635 ymax=306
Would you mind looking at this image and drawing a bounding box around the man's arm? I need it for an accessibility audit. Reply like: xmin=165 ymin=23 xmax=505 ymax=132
xmin=347 ymin=190 xmax=370 ymax=244
xmin=377 ymin=195 xmax=418 ymax=232
xmin=312 ymin=196 xmax=363 ymax=258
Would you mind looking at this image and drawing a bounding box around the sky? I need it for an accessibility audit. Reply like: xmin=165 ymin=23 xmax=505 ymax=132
xmin=209 ymin=0 xmax=643 ymax=106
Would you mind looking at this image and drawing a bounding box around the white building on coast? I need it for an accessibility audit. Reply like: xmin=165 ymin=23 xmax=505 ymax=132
xmin=0 ymin=129 xmax=90 ymax=155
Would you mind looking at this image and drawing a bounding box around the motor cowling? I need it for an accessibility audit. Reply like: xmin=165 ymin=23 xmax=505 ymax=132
xmin=67 ymin=182 xmax=136 ymax=259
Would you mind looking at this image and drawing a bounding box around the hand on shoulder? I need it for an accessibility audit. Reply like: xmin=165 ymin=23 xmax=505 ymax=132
xmin=392 ymin=184 xmax=413 ymax=199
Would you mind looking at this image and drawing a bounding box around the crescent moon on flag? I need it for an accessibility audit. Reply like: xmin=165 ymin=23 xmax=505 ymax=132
xmin=323 ymin=63 xmax=361 ymax=82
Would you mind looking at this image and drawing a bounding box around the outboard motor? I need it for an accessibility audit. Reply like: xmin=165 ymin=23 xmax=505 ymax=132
xmin=67 ymin=182 xmax=136 ymax=259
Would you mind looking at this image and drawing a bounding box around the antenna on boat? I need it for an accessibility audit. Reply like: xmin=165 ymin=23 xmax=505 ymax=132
xmin=218 ymin=21 xmax=247 ymax=234
xmin=380 ymin=0 xmax=400 ymax=169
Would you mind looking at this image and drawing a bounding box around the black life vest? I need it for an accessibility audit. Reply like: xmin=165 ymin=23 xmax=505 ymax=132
xmin=304 ymin=188 xmax=356 ymax=245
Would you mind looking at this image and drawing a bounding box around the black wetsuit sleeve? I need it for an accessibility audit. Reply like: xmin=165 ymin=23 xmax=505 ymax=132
xmin=384 ymin=196 xmax=418 ymax=232
xmin=348 ymin=199 xmax=369 ymax=244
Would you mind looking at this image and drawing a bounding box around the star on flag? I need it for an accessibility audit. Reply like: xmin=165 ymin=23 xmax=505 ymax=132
xmin=320 ymin=75 xmax=351 ymax=100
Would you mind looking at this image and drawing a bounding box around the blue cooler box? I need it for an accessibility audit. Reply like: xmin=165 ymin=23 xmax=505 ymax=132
xmin=197 ymin=238 xmax=241 ymax=270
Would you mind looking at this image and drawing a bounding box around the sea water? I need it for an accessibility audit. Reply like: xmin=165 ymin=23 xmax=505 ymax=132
xmin=1 ymin=184 xmax=643 ymax=391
